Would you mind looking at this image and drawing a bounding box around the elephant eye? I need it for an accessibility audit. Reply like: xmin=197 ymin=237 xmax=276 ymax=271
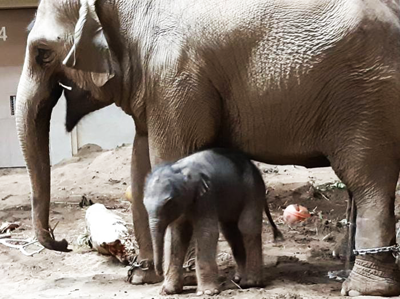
xmin=36 ymin=48 xmax=54 ymax=65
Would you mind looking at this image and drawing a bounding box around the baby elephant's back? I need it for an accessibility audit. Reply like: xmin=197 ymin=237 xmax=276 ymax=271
xmin=206 ymin=149 xmax=266 ymax=220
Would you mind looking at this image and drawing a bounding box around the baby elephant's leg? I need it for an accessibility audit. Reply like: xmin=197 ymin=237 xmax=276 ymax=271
xmin=161 ymin=219 xmax=193 ymax=295
xmin=220 ymin=222 xmax=246 ymax=282
xmin=193 ymin=215 xmax=220 ymax=296
xmin=238 ymin=205 xmax=264 ymax=288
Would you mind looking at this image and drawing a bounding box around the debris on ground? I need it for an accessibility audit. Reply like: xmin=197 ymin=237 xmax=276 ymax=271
xmin=322 ymin=233 xmax=335 ymax=242
xmin=124 ymin=185 xmax=132 ymax=202
xmin=0 ymin=237 xmax=44 ymax=256
xmin=1 ymin=194 xmax=12 ymax=201
xmin=78 ymin=203 xmax=138 ymax=264
xmin=327 ymin=269 xmax=351 ymax=281
xmin=182 ymin=248 xmax=233 ymax=272
xmin=0 ymin=232 xmax=11 ymax=239
xmin=79 ymin=195 xmax=94 ymax=208
xmin=0 ymin=222 xmax=20 ymax=233
xmin=314 ymin=181 xmax=346 ymax=192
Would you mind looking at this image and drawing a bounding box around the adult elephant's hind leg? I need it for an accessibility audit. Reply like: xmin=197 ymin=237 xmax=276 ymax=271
xmin=128 ymin=134 xmax=162 ymax=284
xmin=331 ymin=152 xmax=400 ymax=296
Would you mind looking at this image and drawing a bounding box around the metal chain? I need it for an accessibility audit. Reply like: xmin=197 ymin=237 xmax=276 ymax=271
xmin=353 ymin=244 xmax=400 ymax=257
xmin=126 ymin=256 xmax=153 ymax=282
xmin=182 ymin=257 xmax=196 ymax=272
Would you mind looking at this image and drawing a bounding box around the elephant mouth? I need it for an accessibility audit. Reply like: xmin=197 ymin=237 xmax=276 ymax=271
xmin=62 ymin=79 xmax=108 ymax=132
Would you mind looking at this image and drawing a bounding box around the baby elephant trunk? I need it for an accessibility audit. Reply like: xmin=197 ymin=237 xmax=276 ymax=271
xmin=149 ymin=219 xmax=168 ymax=276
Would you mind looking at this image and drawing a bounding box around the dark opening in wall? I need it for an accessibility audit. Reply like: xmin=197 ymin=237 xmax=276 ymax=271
xmin=10 ymin=95 xmax=16 ymax=116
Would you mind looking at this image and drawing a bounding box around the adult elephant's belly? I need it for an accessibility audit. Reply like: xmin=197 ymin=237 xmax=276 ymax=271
xmin=235 ymin=139 xmax=330 ymax=168
xmin=220 ymin=92 xmax=330 ymax=168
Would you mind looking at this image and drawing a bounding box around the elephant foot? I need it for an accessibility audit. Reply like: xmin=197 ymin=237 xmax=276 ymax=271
xmin=196 ymin=283 xmax=220 ymax=296
xmin=127 ymin=267 xmax=163 ymax=285
xmin=233 ymin=270 xmax=263 ymax=288
xmin=160 ymin=279 xmax=183 ymax=295
xmin=38 ymin=234 xmax=71 ymax=252
xmin=341 ymin=256 xmax=400 ymax=296
xmin=239 ymin=277 xmax=264 ymax=289
xmin=183 ymin=271 xmax=197 ymax=285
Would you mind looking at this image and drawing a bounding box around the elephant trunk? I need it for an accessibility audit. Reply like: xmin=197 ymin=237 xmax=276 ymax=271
xmin=15 ymin=66 xmax=68 ymax=252
xmin=149 ymin=218 xmax=167 ymax=276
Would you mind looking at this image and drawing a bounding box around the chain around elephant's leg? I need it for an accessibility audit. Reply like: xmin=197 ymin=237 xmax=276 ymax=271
xmin=128 ymin=135 xmax=162 ymax=284
xmin=332 ymin=153 xmax=400 ymax=296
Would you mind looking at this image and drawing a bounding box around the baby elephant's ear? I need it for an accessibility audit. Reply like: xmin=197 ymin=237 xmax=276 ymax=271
xmin=198 ymin=173 xmax=210 ymax=197
xmin=63 ymin=0 xmax=114 ymax=86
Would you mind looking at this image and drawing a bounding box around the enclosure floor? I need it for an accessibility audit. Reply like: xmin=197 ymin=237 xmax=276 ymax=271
xmin=1 ymin=144 xmax=397 ymax=299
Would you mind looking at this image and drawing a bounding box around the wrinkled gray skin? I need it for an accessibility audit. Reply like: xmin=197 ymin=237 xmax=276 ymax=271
xmin=16 ymin=0 xmax=400 ymax=295
xmin=144 ymin=149 xmax=276 ymax=295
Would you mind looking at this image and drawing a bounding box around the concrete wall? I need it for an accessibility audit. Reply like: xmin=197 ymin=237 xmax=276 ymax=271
xmin=49 ymin=96 xmax=73 ymax=165
xmin=0 ymin=8 xmax=72 ymax=167
xmin=0 ymin=9 xmax=34 ymax=66
xmin=0 ymin=66 xmax=25 ymax=167
xmin=77 ymin=105 xmax=135 ymax=151
xmin=0 ymin=0 xmax=38 ymax=9
xmin=0 ymin=9 xmax=36 ymax=167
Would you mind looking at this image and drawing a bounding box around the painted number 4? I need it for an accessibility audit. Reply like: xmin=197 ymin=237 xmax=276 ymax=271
xmin=0 ymin=27 xmax=7 ymax=42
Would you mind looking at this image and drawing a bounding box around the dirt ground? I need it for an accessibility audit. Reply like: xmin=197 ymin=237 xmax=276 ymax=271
xmin=1 ymin=144 xmax=398 ymax=299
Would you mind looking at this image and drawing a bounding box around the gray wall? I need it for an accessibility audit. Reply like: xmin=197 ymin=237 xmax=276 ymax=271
xmin=0 ymin=9 xmax=36 ymax=167
xmin=0 ymin=0 xmax=38 ymax=9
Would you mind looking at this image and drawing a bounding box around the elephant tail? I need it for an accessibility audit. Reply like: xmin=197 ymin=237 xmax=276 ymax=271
xmin=264 ymin=204 xmax=284 ymax=242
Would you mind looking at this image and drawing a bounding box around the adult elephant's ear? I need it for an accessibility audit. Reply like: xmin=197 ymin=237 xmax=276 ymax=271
xmin=63 ymin=0 xmax=114 ymax=87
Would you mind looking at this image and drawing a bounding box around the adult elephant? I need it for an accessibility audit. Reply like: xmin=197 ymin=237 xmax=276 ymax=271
xmin=16 ymin=0 xmax=400 ymax=296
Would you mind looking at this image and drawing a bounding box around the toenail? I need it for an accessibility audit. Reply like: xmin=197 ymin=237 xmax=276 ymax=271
xmin=348 ymin=290 xmax=361 ymax=297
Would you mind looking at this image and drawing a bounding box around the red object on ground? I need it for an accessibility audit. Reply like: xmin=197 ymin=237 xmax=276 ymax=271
xmin=283 ymin=204 xmax=311 ymax=225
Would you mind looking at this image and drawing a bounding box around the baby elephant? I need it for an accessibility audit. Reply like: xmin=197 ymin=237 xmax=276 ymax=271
xmin=144 ymin=148 xmax=282 ymax=295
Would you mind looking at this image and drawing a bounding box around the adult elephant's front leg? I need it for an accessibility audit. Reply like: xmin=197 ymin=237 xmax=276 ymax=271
xmin=128 ymin=134 xmax=163 ymax=284
xmin=332 ymin=153 xmax=400 ymax=296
